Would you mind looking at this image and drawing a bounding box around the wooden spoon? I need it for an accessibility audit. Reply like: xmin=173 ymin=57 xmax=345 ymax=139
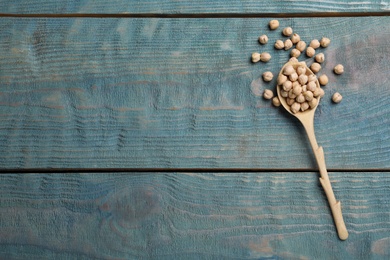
xmin=277 ymin=61 xmax=349 ymax=240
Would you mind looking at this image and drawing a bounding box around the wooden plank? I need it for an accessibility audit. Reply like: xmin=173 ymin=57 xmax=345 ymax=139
xmin=0 ymin=17 xmax=389 ymax=169
xmin=0 ymin=172 xmax=388 ymax=259
xmin=0 ymin=0 xmax=388 ymax=14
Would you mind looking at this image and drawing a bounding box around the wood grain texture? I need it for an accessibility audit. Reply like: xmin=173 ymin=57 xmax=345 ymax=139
xmin=0 ymin=17 xmax=389 ymax=169
xmin=0 ymin=0 xmax=389 ymax=14
xmin=0 ymin=172 xmax=388 ymax=259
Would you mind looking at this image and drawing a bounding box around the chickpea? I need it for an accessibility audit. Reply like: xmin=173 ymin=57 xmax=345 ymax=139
xmin=263 ymin=89 xmax=274 ymax=99
xmin=291 ymin=102 xmax=301 ymax=114
xmin=290 ymin=49 xmax=301 ymax=58
xmin=309 ymin=98 xmax=318 ymax=108
xmin=315 ymin=53 xmax=325 ymax=63
xmin=288 ymin=89 xmax=297 ymax=99
xmin=334 ymin=64 xmax=344 ymax=74
xmin=262 ymin=71 xmax=274 ymax=82
xmin=306 ymin=47 xmax=315 ymax=57
xmin=303 ymin=91 xmax=314 ymax=101
xmin=293 ymin=84 xmax=303 ymax=96
xmin=332 ymin=92 xmax=343 ymax=103
xmin=272 ymin=97 xmax=281 ymax=107
xmin=287 ymin=97 xmax=295 ymax=106
xmin=320 ymin=37 xmax=331 ymax=47
xmin=289 ymin=72 xmax=298 ymax=82
xmin=281 ymin=90 xmax=289 ymax=98
xmin=284 ymin=39 xmax=293 ymax=50
xmin=260 ymin=52 xmax=272 ymax=62
xmin=310 ymin=39 xmax=321 ymax=49
xmin=283 ymin=65 xmax=295 ymax=75
xmin=313 ymin=87 xmax=325 ymax=98
xmin=310 ymin=62 xmax=321 ymax=73
xmin=282 ymin=27 xmax=293 ymax=36
xmin=296 ymin=41 xmax=306 ymax=52
xmin=300 ymin=102 xmax=310 ymax=111
xmin=252 ymin=52 xmax=261 ymax=63
xmin=308 ymin=74 xmax=317 ymax=82
xmin=298 ymin=74 xmax=308 ymax=85
xmin=296 ymin=66 xmax=306 ymax=76
xmin=318 ymin=74 xmax=329 ymax=86
xmin=307 ymin=81 xmax=317 ymax=92
xmin=277 ymin=74 xmax=288 ymax=85
xmin=258 ymin=35 xmax=268 ymax=45
xmin=291 ymin=33 xmax=300 ymax=44
xmin=269 ymin=20 xmax=279 ymax=30
xmin=274 ymin=40 xmax=284 ymax=50
xmin=296 ymin=93 xmax=305 ymax=103
xmin=283 ymin=80 xmax=293 ymax=91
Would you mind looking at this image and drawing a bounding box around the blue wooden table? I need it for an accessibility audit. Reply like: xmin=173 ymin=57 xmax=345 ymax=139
xmin=0 ymin=1 xmax=389 ymax=259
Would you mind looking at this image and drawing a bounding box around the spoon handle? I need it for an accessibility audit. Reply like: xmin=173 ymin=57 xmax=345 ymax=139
xmin=301 ymin=116 xmax=348 ymax=240
xmin=314 ymin=146 xmax=349 ymax=240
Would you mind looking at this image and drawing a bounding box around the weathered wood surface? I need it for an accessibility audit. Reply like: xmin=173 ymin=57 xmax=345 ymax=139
xmin=0 ymin=0 xmax=389 ymax=14
xmin=0 ymin=172 xmax=388 ymax=259
xmin=0 ymin=17 xmax=389 ymax=169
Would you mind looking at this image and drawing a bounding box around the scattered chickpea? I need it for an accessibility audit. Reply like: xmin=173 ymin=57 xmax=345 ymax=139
xmin=252 ymin=52 xmax=261 ymax=63
xmin=310 ymin=62 xmax=322 ymax=73
xmin=272 ymin=97 xmax=281 ymax=107
xmin=260 ymin=52 xmax=272 ymax=62
xmin=284 ymin=39 xmax=293 ymax=50
xmin=263 ymin=89 xmax=274 ymax=100
xmin=291 ymin=33 xmax=300 ymax=44
xmin=290 ymin=49 xmax=301 ymax=58
xmin=262 ymin=71 xmax=274 ymax=82
xmin=296 ymin=41 xmax=306 ymax=52
xmin=332 ymin=92 xmax=343 ymax=103
xmin=269 ymin=20 xmax=279 ymax=30
xmin=258 ymin=35 xmax=268 ymax=45
xmin=274 ymin=40 xmax=284 ymax=50
xmin=282 ymin=27 xmax=293 ymax=36
xmin=291 ymin=102 xmax=301 ymax=114
xmin=310 ymin=39 xmax=321 ymax=49
xmin=318 ymin=74 xmax=329 ymax=86
xmin=315 ymin=53 xmax=325 ymax=63
xmin=306 ymin=47 xmax=315 ymax=57
xmin=320 ymin=37 xmax=331 ymax=48
xmin=334 ymin=64 xmax=344 ymax=74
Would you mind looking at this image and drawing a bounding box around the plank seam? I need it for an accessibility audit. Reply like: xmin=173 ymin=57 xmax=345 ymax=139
xmin=0 ymin=168 xmax=389 ymax=174
xmin=0 ymin=12 xmax=389 ymax=18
